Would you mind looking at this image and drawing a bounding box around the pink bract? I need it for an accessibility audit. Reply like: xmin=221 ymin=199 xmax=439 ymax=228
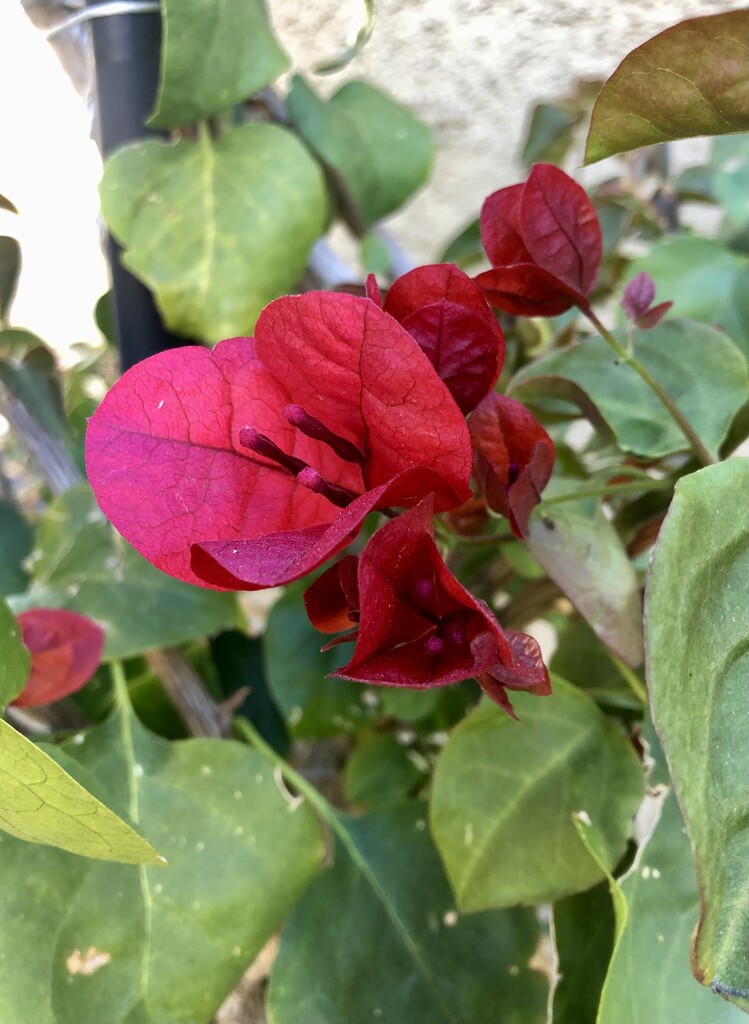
xmin=13 ymin=608 xmax=104 ymax=708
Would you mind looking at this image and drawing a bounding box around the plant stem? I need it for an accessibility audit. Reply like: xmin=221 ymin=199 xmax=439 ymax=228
xmin=539 ymin=477 xmax=673 ymax=507
xmin=609 ymin=654 xmax=648 ymax=706
xmin=233 ymin=716 xmax=339 ymax=830
xmin=581 ymin=307 xmax=716 ymax=467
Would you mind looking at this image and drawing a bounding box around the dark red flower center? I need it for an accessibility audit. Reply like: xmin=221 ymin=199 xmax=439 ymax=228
xmin=408 ymin=575 xmax=472 ymax=659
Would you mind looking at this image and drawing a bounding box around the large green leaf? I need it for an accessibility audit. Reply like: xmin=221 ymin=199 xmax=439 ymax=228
xmin=150 ymin=0 xmax=287 ymax=128
xmin=0 ymin=718 xmax=161 ymax=863
xmin=626 ymin=238 xmax=748 ymax=360
xmin=526 ymin=503 xmax=644 ymax=667
xmin=268 ymin=802 xmax=547 ymax=1024
xmin=100 ymin=125 xmax=328 ymax=343
xmin=343 ymin=731 xmax=424 ymax=809
xmin=0 ymin=499 xmax=32 ymax=596
xmin=430 ymin=680 xmax=644 ymax=910
xmin=598 ymin=723 xmax=745 ymax=1023
xmin=646 ymin=460 xmax=749 ymax=1007
xmin=9 ymin=485 xmax=237 ymax=660
xmin=288 ymin=76 xmax=433 ymax=228
xmin=0 ymin=594 xmax=29 ymax=705
xmin=511 ymin=320 xmax=749 ymax=460
xmin=585 ymin=9 xmax=749 ymax=163
xmin=0 ymin=692 xmax=323 ymax=1024
xmin=550 ymin=615 xmax=643 ymax=710
xmin=264 ymin=586 xmax=379 ymax=738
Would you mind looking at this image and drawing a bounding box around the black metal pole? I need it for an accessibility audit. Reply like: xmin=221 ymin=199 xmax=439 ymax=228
xmin=87 ymin=0 xmax=190 ymax=371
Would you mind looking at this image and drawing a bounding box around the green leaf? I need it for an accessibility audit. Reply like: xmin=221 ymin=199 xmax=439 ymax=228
xmin=379 ymin=684 xmax=440 ymax=722
xmin=0 ymin=499 xmax=32 ymax=596
xmin=150 ymin=0 xmax=287 ymax=128
xmin=0 ymin=337 xmax=71 ymax=443
xmin=100 ymin=125 xmax=328 ymax=343
xmin=264 ymin=586 xmax=379 ymax=738
xmin=551 ymin=616 xmax=643 ymax=710
xmin=0 ymin=235 xmax=20 ymax=322
xmin=0 ymin=718 xmax=162 ymax=863
xmin=521 ymin=102 xmax=581 ymax=167
xmin=10 ymin=485 xmax=237 ymax=660
xmin=526 ymin=503 xmax=644 ymax=667
xmin=438 ymin=217 xmax=484 ymax=269
xmin=597 ymin=728 xmax=745 ymax=1023
xmin=343 ymin=732 xmax=424 ymax=809
xmin=551 ymin=880 xmax=615 ymax=1024
xmin=626 ymin=238 xmax=748 ymax=359
xmin=712 ymin=136 xmax=749 ymax=229
xmin=430 ymin=679 xmax=644 ymax=910
xmin=0 ymin=594 xmax=29 ymax=706
xmin=511 ymin=319 xmax=749 ymax=460
xmin=268 ymin=802 xmax=548 ymax=1024
xmin=585 ymin=9 xmax=749 ymax=163
xmin=646 ymin=460 xmax=749 ymax=1007
xmin=0 ymin=693 xmax=323 ymax=1024
xmin=288 ymin=76 xmax=433 ymax=229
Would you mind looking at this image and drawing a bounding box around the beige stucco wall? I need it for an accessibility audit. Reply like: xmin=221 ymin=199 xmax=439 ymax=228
xmin=0 ymin=0 xmax=735 ymax=354
xmin=272 ymin=0 xmax=735 ymax=260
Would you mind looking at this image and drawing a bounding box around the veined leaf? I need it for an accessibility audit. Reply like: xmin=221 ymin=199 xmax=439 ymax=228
xmin=0 ymin=594 xmax=29 ymax=706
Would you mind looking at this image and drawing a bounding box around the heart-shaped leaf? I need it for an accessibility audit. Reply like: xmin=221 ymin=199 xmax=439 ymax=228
xmin=267 ymin=802 xmax=548 ymax=1023
xmin=646 ymin=460 xmax=749 ymax=1007
xmin=100 ymin=125 xmax=328 ymax=343
xmin=585 ymin=9 xmax=749 ymax=163
xmin=149 ymin=0 xmax=288 ymax=128
xmin=430 ymin=679 xmax=644 ymax=910
xmin=288 ymin=76 xmax=433 ymax=229
xmin=0 ymin=691 xmax=323 ymax=1024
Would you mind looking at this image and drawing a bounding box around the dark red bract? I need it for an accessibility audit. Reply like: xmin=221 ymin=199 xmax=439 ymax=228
xmin=13 ymin=608 xmax=104 ymax=708
xmin=476 ymin=630 xmax=552 ymax=719
xmin=475 ymin=163 xmax=602 ymax=317
xmin=381 ymin=264 xmax=505 ymax=413
xmin=469 ymin=392 xmax=555 ymax=538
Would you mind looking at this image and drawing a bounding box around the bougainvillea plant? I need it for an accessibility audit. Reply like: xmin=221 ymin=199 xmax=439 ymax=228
xmin=1 ymin=6 xmax=747 ymax=1024
xmin=85 ymin=257 xmax=554 ymax=715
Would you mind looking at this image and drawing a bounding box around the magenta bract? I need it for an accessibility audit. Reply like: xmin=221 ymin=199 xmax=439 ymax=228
xmin=475 ymin=164 xmax=602 ymax=317
xmin=86 ymin=291 xmax=472 ymax=590
xmin=621 ymin=271 xmax=673 ymax=329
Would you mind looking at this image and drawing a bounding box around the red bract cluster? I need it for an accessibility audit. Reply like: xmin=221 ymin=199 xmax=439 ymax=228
xmin=13 ymin=608 xmax=104 ymax=708
xmin=476 ymin=163 xmax=602 ymax=317
xmin=86 ymin=259 xmax=555 ymax=713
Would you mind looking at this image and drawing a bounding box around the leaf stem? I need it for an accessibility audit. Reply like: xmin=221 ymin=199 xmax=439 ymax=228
xmin=610 ymin=654 xmax=648 ymax=706
xmin=539 ymin=477 xmax=673 ymax=507
xmin=580 ymin=306 xmax=716 ymax=467
xmin=233 ymin=716 xmax=339 ymax=830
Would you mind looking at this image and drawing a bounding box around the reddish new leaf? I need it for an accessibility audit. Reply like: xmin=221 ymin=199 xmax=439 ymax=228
xmin=469 ymin=393 xmax=555 ymax=538
xmin=383 ymin=264 xmax=505 ymax=413
xmin=333 ymin=498 xmax=512 ymax=688
xmin=621 ymin=271 xmax=673 ymax=329
xmin=478 ymin=164 xmax=602 ymax=316
xmin=13 ymin=609 xmax=104 ymax=708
